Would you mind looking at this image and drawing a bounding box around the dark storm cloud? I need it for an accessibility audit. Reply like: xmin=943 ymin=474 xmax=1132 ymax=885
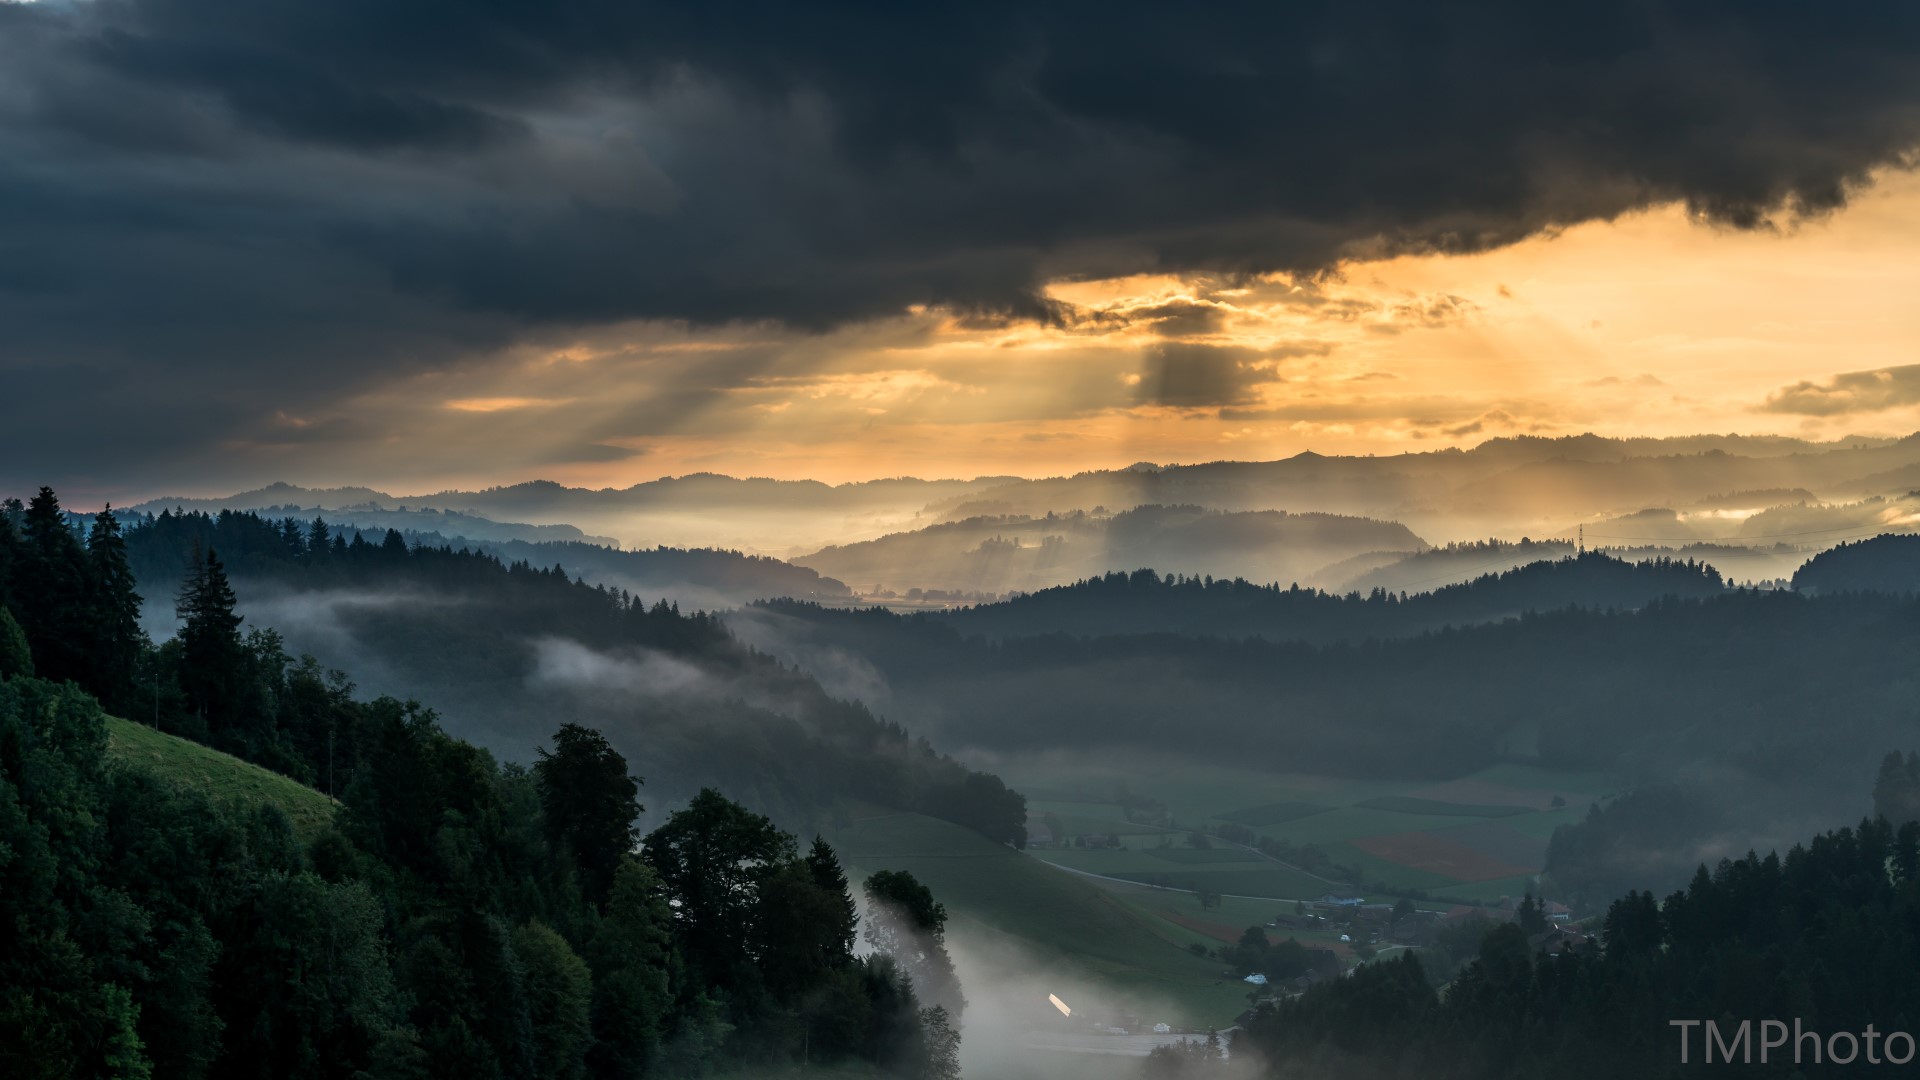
xmin=1139 ymin=344 xmax=1275 ymax=408
xmin=1135 ymin=300 xmax=1230 ymax=338
xmin=6 ymin=0 xmax=1920 ymax=489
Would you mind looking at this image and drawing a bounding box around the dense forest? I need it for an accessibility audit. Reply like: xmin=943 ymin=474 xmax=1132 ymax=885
xmin=1793 ymin=533 xmax=1920 ymax=595
xmin=112 ymin=505 xmax=854 ymax=610
xmin=1542 ymin=787 xmax=1729 ymax=911
xmin=749 ymin=583 xmax=1918 ymax=782
xmin=98 ymin=501 xmax=1022 ymax=843
xmin=749 ymin=569 xmax=1919 ymax=907
xmin=931 ymin=554 xmax=1726 ymax=643
xmin=0 ymin=488 xmax=973 ymax=1077
xmin=1242 ymin=815 xmax=1920 ymax=1079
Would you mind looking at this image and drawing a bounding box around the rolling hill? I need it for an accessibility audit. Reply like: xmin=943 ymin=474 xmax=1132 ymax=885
xmin=103 ymin=715 xmax=337 ymax=839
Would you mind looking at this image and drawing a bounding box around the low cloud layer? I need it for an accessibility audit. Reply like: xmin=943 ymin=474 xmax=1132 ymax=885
xmin=8 ymin=1 xmax=1920 ymax=489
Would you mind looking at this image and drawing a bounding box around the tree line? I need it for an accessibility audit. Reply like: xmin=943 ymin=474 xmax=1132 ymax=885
xmin=1241 ymin=815 xmax=1920 ymax=1079
xmin=1 ymin=489 xmax=971 ymax=1078
xmin=1 ymin=491 xmax=1025 ymax=848
xmin=934 ymin=553 xmax=1727 ymax=644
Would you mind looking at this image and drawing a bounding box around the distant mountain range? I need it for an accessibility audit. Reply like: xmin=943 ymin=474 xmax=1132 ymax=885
xmin=115 ymin=433 xmax=1920 ymax=593
xmin=791 ymin=504 xmax=1423 ymax=596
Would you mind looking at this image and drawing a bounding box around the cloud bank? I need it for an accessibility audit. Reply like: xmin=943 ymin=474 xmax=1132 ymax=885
xmin=7 ymin=0 xmax=1920 ymax=488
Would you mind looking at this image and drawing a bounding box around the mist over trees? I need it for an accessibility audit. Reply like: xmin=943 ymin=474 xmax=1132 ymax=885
xmin=792 ymin=504 xmax=1424 ymax=597
xmin=91 ymin=503 xmax=1025 ymax=845
xmin=931 ymin=554 xmax=1726 ymax=643
xmin=751 ymin=566 xmax=1920 ymax=905
xmin=0 ymin=488 xmax=981 ymax=1077
xmin=1244 ymin=816 xmax=1920 ymax=1079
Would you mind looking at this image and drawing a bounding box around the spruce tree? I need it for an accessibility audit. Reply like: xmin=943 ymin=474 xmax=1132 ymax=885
xmin=0 ymin=496 xmax=19 ymax=610
xmin=17 ymin=487 xmax=90 ymax=685
xmin=806 ymin=836 xmax=859 ymax=965
xmin=86 ymin=506 xmax=146 ymax=714
xmin=175 ymin=546 xmax=246 ymax=731
xmin=0 ymin=605 xmax=30 ymax=679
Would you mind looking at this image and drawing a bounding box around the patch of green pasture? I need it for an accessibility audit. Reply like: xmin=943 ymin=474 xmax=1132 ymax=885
xmin=1212 ymin=801 xmax=1332 ymax=826
xmin=1311 ymin=842 xmax=1462 ymax=893
xmin=1425 ymin=874 xmax=1539 ymax=904
xmin=1109 ymin=866 xmax=1351 ymax=900
xmin=825 ymin=811 xmax=1247 ymax=1027
xmin=105 ymin=716 xmax=336 ymax=840
xmin=1500 ymin=806 xmax=1587 ymax=839
xmin=1143 ymin=847 xmax=1260 ymax=865
xmin=1355 ymin=795 xmax=1531 ymax=817
xmin=1465 ymin=762 xmax=1619 ymax=796
xmin=1249 ymin=806 xmax=1488 ymax=845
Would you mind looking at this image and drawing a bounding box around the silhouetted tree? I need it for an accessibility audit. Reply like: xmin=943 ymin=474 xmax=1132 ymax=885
xmin=863 ymin=870 xmax=964 ymax=1020
xmin=0 ymin=606 xmax=30 ymax=680
xmin=534 ymin=723 xmax=642 ymax=904
xmin=16 ymin=487 xmax=89 ymax=685
xmin=174 ymin=546 xmax=245 ymax=731
xmin=642 ymin=789 xmax=795 ymax=995
xmin=85 ymin=506 xmax=146 ymax=714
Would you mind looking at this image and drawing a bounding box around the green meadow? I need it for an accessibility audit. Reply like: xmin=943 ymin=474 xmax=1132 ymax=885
xmin=105 ymin=715 xmax=338 ymax=839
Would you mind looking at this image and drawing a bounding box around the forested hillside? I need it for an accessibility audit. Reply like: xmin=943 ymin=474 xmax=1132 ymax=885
xmin=1244 ymin=816 xmax=1920 ymax=1079
xmin=0 ymin=487 xmax=976 ymax=1078
xmin=119 ymin=508 xmax=854 ymax=611
xmin=748 ymin=584 xmax=1917 ymax=910
xmin=1793 ymin=533 xmax=1920 ymax=595
xmin=751 ymin=587 xmax=1912 ymax=779
xmin=102 ymin=501 xmax=1021 ymax=842
xmin=792 ymin=505 xmax=1424 ymax=597
xmin=931 ymin=554 xmax=1725 ymax=642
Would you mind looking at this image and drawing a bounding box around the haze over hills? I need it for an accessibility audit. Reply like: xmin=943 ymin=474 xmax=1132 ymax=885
xmin=791 ymin=505 xmax=1425 ymax=597
xmin=119 ymin=433 xmax=1920 ymax=569
xmin=127 ymin=476 xmax=1017 ymax=554
xmin=737 ymin=549 xmax=1920 ymax=915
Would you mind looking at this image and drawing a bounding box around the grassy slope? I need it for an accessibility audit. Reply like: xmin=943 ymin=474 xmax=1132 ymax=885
xmin=827 ymin=810 xmax=1252 ymax=1027
xmin=104 ymin=716 xmax=337 ymax=839
xmin=992 ymin=755 xmax=1622 ymax=897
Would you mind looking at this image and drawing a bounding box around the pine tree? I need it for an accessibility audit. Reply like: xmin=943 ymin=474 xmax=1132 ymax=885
xmin=0 ymin=496 xmax=20 ymax=611
xmin=175 ymin=546 xmax=246 ymax=731
xmin=307 ymin=517 xmax=331 ymax=558
xmin=0 ymin=606 xmax=31 ymax=679
xmin=17 ymin=487 xmax=90 ymax=685
xmin=85 ymin=506 xmax=146 ymax=714
xmin=806 ymin=837 xmax=858 ymax=965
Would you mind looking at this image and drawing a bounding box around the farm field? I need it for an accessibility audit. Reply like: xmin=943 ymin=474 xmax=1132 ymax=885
xmin=992 ymin=753 xmax=1621 ymax=904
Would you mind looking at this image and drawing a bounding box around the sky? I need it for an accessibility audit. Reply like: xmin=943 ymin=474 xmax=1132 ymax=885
xmin=6 ymin=1 xmax=1920 ymax=501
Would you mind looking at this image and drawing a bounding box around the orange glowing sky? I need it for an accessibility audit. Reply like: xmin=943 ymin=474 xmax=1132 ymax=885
xmin=268 ymin=168 xmax=1920 ymax=491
